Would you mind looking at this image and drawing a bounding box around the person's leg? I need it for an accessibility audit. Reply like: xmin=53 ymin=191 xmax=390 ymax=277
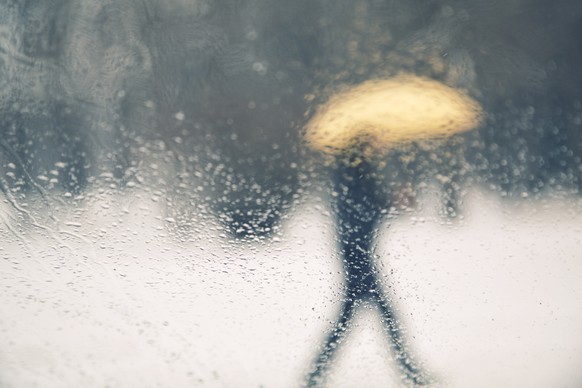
xmin=306 ymin=296 xmax=357 ymax=387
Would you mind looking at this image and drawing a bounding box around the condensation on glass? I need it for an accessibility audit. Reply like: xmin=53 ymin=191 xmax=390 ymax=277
xmin=1 ymin=1 xmax=582 ymax=387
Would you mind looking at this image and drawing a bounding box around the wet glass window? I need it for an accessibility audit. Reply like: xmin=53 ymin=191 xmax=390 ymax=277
xmin=1 ymin=1 xmax=582 ymax=387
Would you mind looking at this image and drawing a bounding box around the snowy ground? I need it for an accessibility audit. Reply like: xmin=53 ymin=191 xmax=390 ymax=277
xmin=1 ymin=189 xmax=582 ymax=387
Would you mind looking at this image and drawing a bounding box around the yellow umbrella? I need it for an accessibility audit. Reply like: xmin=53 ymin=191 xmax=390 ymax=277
xmin=305 ymin=73 xmax=483 ymax=154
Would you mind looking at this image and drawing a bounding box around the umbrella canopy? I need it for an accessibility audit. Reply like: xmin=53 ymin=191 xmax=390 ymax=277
xmin=305 ymin=74 xmax=483 ymax=154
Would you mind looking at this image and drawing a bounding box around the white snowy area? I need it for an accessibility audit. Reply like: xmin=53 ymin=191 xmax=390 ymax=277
xmin=1 ymin=188 xmax=582 ymax=388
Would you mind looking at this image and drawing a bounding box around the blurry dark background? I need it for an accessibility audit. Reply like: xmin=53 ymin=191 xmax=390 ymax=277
xmin=1 ymin=0 xmax=582 ymax=236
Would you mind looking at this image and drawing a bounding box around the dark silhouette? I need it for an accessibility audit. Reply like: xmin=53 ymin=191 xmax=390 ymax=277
xmin=306 ymin=156 xmax=428 ymax=386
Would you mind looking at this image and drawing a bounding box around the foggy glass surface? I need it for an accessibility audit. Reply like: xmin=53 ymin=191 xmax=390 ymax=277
xmin=1 ymin=1 xmax=582 ymax=387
